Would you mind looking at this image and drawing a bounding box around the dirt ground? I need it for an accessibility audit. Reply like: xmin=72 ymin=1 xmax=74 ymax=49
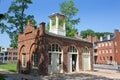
xmin=0 ymin=68 xmax=120 ymax=80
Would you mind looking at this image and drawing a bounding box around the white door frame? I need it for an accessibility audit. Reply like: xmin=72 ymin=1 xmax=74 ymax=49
xmin=48 ymin=52 xmax=63 ymax=74
xmin=82 ymin=48 xmax=91 ymax=71
xmin=68 ymin=52 xmax=79 ymax=72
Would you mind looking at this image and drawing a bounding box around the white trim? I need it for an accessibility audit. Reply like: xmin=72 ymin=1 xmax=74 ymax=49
xmin=22 ymin=53 xmax=26 ymax=67
xmin=82 ymin=47 xmax=91 ymax=70
xmin=48 ymin=51 xmax=62 ymax=54
xmin=67 ymin=45 xmax=79 ymax=72
xmin=48 ymin=43 xmax=63 ymax=74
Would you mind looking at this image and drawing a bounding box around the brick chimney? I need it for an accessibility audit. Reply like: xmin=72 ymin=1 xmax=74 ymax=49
xmin=114 ymin=29 xmax=119 ymax=36
xmin=74 ymin=32 xmax=83 ymax=39
xmin=27 ymin=20 xmax=32 ymax=26
xmin=74 ymin=32 xmax=78 ymax=38
xmin=39 ymin=22 xmax=45 ymax=36
xmin=87 ymin=35 xmax=98 ymax=42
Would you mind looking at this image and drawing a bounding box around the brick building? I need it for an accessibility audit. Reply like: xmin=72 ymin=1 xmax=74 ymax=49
xmin=7 ymin=48 xmax=18 ymax=63
xmin=17 ymin=13 xmax=93 ymax=75
xmin=93 ymin=30 xmax=120 ymax=65
xmin=0 ymin=47 xmax=17 ymax=63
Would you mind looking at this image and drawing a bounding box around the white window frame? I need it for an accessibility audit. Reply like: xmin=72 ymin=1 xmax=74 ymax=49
xmin=102 ymin=49 xmax=104 ymax=54
xmin=116 ymin=49 xmax=118 ymax=53
xmin=102 ymin=43 xmax=104 ymax=47
xmin=106 ymin=42 xmax=108 ymax=46
xmin=99 ymin=43 xmax=101 ymax=47
xmin=110 ymin=49 xmax=112 ymax=53
xmin=106 ymin=49 xmax=108 ymax=53
xmin=109 ymin=42 xmax=112 ymax=46
xmin=115 ymin=42 xmax=117 ymax=46
xmin=22 ymin=53 xmax=26 ymax=67
xmin=32 ymin=53 xmax=38 ymax=69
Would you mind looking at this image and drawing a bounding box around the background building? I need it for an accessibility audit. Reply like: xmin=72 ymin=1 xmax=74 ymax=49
xmin=0 ymin=47 xmax=17 ymax=63
xmin=92 ymin=30 xmax=120 ymax=65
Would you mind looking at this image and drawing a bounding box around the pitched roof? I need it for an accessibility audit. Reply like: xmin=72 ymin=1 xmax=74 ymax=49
xmin=45 ymin=31 xmax=92 ymax=44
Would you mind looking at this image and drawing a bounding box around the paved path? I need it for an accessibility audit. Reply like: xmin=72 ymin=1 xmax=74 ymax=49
xmin=94 ymin=64 xmax=119 ymax=70
xmin=0 ymin=68 xmax=120 ymax=80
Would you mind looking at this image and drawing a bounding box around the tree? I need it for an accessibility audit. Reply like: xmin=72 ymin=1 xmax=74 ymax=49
xmin=95 ymin=32 xmax=111 ymax=39
xmin=0 ymin=14 xmax=4 ymax=19
xmin=60 ymin=0 xmax=80 ymax=36
xmin=0 ymin=0 xmax=36 ymax=48
xmin=80 ymin=29 xmax=95 ymax=38
xmin=0 ymin=46 xmax=1 ymax=52
xmin=80 ymin=29 xmax=111 ymax=39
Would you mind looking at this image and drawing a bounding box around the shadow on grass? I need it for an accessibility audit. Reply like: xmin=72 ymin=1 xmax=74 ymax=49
xmin=9 ymin=70 xmax=16 ymax=72
xmin=0 ymin=63 xmax=7 ymax=65
xmin=0 ymin=73 xmax=7 ymax=80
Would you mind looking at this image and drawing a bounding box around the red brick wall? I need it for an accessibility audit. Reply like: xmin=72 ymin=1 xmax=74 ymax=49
xmin=7 ymin=48 xmax=18 ymax=63
xmin=114 ymin=29 xmax=120 ymax=65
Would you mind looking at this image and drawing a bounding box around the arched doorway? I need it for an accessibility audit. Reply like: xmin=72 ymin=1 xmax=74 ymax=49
xmin=48 ymin=43 xmax=63 ymax=74
xmin=82 ymin=47 xmax=91 ymax=70
xmin=68 ymin=45 xmax=78 ymax=72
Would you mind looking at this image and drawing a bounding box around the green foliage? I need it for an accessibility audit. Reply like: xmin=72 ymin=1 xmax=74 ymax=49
xmin=46 ymin=23 xmax=50 ymax=32
xmin=60 ymin=0 xmax=80 ymax=37
xmin=95 ymin=32 xmax=111 ymax=39
xmin=59 ymin=20 xmax=64 ymax=27
xmin=0 ymin=0 xmax=36 ymax=48
xmin=66 ymin=26 xmax=77 ymax=36
xmin=0 ymin=63 xmax=17 ymax=72
xmin=9 ymin=32 xmax=18 ymax=48
xmin=52 ymin=20 xmax=56 ymax=26
xmin=0 ymin=14 xmax=4 ymax=19
xmin=80 ymin=29 xmax=95 ymax=38
xmin=80 ymin=29 xmax=111 ymax=39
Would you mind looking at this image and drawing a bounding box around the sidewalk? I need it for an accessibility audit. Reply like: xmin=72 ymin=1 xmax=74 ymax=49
xmin=80 ymin=68 xmax=120 ymax=79
xmin=0 ymin=68 xmax=120 ymax=80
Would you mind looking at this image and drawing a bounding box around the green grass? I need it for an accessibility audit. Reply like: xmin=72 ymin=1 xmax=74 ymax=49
xmin=0 ymin=63 xmax=17 ymax=72
xmin=0 ymin=73 xmax=7 ymax=80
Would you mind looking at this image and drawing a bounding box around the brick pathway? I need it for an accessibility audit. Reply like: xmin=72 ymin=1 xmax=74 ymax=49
xmin=0 ymin=68 xmax=120 ymax=80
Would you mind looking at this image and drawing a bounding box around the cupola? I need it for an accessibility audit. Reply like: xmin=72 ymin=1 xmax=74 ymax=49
xmin=49 ymin=13 xmax=66 ymax=36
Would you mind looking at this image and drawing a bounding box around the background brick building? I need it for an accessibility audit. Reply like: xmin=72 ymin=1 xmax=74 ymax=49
xmin=0 ymin=47 xmax=17 ymax=63
xmin=93 ymin=29 xmax=120 ymax=65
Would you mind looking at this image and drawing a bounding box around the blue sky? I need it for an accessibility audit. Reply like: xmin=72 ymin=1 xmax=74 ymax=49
xmin=0 ymin=0 xmax=120 ymax=47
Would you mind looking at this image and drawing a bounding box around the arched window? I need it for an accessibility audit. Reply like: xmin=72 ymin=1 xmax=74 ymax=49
xmin=22 ymin=53 xmax=26 ymax=67
xmin=48 ymin=43 xmax=62 ymax=65
xmin=68 ymin=45 xmax=77 ymax=52
xmin=32 ymin=52 xmax=38 ymax=68
xmin=82 ymin=47 xmax=89 ymax=54
xmin=48 ymin=44 xmax=61 ymax=52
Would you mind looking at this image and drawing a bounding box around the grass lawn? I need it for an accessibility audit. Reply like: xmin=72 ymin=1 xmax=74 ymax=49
xmin=0 ymin=73 xmax=7 ymax=80
xmin=0 ymin=63 xmax=17 ymax=72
